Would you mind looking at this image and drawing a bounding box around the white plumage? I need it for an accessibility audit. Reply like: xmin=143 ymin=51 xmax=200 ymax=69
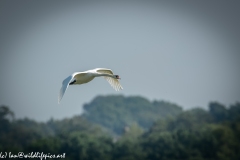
xmin=58 ymin=68 xmax=123 ymax=103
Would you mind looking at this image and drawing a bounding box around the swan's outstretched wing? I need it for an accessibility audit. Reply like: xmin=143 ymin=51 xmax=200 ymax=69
xmin=104 ymin=76 xmax=123 ymax=91
xmin=95 ymin=68 xmax=114 ymax=75
xmin=95 ymin=68 xmax=123 ymax=91
xmin=58 ymin=75 xmax=75 ymax=103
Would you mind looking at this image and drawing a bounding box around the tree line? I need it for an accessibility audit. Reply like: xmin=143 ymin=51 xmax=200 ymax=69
xmin=0 ymin=95 xmax=239 ymax=160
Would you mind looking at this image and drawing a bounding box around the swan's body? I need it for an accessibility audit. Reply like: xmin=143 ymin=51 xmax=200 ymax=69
xmin=58 ymin=68 xmax=123 ymax=103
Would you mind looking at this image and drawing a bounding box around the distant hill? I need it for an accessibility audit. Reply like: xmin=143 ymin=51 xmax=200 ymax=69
xmin=82 ymin=95 xmax=183 ymax=134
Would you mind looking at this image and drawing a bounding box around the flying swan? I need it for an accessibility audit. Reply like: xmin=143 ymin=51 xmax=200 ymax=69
xmin=58 ymin=68 xmax=123 ymax=103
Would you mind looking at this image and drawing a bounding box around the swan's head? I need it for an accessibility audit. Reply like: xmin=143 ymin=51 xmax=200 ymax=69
xmin=115 ymin=75 xmax=121 ymax=79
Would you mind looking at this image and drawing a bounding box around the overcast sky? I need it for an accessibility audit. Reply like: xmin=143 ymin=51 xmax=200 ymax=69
xmin=0 ymin=1 xmax=240 ymax=121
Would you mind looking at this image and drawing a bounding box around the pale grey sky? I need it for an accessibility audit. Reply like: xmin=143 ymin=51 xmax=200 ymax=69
xmin=0 ymin=1 xmax=240 ymax=121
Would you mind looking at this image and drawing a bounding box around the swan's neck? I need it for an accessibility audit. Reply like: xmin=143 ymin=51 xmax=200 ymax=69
xmin=94 ymin=73 xmax=115 ymax=78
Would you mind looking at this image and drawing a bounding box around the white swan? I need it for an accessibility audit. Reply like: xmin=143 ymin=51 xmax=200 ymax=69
xmin=58 ymin=68 xmax=123 ymax=103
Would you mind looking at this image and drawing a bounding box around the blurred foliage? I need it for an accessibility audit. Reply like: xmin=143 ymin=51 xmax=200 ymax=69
xmin=0 ymin=96 xmax=240 ymax=160
xmin=82 ymin=95 xmax=182 ymax=134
